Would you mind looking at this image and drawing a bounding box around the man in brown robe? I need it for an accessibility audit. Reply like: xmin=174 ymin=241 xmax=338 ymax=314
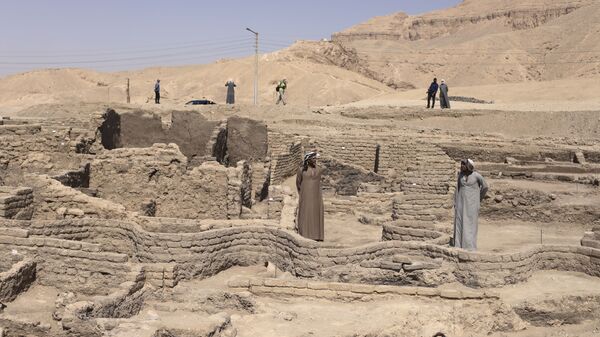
xmin=296 ymin=151 xmax=324 ymax=241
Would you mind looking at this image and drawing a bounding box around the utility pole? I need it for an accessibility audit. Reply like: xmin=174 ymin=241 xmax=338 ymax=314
xmin=126 ymin=78 xmax=130 ymax=104
xmin=246 ymin=28 xmax=259 ymax=105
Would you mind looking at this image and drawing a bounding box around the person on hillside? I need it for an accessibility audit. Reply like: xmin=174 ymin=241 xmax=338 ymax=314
xmin=276 ymin=79 xmax=287 ymax=105
xmin=154 ymin=79 xmax=161 ymax=104
xmin=225 ymin=79 xmax=236 ymax=104
xmin=453 ymin=159 xmax=488 ymax=251
xmin=427 ymin=78 xmax=439 ymax=109
xmin=439 ymin=79 xmax=450 ymax=109
xmin=296 ymin=151 xmax=324 ymax=241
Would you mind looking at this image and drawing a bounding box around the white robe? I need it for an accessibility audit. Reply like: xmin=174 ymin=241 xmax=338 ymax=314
xmin=453 ymin=171 xmax=488 ymax=250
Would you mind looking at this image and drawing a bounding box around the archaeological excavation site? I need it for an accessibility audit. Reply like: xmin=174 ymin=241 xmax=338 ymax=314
xmin=0 ymin=102 xmax=599 ymax=337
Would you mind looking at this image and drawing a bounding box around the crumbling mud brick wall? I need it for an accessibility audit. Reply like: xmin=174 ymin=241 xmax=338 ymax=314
xmin=0 ymin=226 xmax=131 ymax=295
xmin=0 ymin=123 xmax=88 ymax=182
xmin=0 ymin=258 xmax=36 ymax=302
xmin=96 ymin=109 xmax=220 ymax=160
xmin=582 ymin=226 xmax=600 ymax=249
xmin=382 ymin=221 xmax=449 ymax=243
xmin=267 ymin=131 xmax=305 ymax=185
xmin=311 ymin=136 xmax=378 ymax=173
xmin=324 ymin=192 xmax=394 ymax=216
xmin=308 ymin=135 xmax=455 ymax=195
xmin=26 ymin=174 xmax=127 ymax=220
xmin=4 ymin=217 xmax=600 ymax=290
xmin=270 ymin=142 xmax=303 ymax=185
xmin=319 ymin=157 xmax=384 ymax=195
xmin=0 ymin=186 xmax=34 ymax=220
xmin=392 ymin=194 xmax=453 ymax=222
xmin=90 ymin=144 xmax=248 ymax=219
xmin=225 ymin=116 xmax=268 ymax=166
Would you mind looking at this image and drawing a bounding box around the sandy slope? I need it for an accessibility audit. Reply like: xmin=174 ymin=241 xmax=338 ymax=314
xmin=330 ymin=0 xmax=600 ymax=88
xmin=0 ymin=54 xmax=392 ymax=113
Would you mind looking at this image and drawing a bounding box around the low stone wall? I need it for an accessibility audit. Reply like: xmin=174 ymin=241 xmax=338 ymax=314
xmin=0 ymin=258 xmax=36 ymax=302
xmin=61 ymin=267 xmax=149 ymax=337
xmin=0 ymin=124 xmax=41 ymax=136
xmin=0 ymin=226 xmax=130 ymax=295
xmin=382 ymin=221 xmax=449 ymax=244
xmin=392 ymin=193 xmax=452 ymax=222
xmin=0 ymin=186 xmax=34 ymax=220
xmin=228 ymin=277 xmax=498 ymax=301
xmin=581 ymin=226 xmax=600 ymax=249
xmin=324 ymin=192 xmax=395 ymax=216
xmin=3 ymin=218 xmax=600 ymax=289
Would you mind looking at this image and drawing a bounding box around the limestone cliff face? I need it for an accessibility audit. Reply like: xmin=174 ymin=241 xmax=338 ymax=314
xmin=332 ymin=0 xmax=593 ymax=42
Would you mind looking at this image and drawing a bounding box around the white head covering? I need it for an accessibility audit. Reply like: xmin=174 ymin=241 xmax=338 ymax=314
xmin=441 ymin=79 xmax=445 ymax=84
xmin=461 ymin=158 xmax=474 ymax=171
xmin=303 ymin=151 xmax=320 ymax=163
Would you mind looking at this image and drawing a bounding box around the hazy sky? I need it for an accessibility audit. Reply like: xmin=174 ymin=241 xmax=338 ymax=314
xmin=0 ymin=0 xmax=462 ymax=77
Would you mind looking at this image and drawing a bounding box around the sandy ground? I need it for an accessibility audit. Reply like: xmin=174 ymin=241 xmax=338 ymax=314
xmin=124 ymin=266 xmax=600 ymax=337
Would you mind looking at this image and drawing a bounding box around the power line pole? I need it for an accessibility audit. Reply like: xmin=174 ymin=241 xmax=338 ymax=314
xmin=126 ymin=78 xmax=130 ymax=104
xmin=246 ymin=28 xmax=259 ymax=105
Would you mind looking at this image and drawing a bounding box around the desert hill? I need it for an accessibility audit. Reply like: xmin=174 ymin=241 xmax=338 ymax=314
xmin=0 ymin=57 xmax=392 ymax=112
xmin=320 ymin=0 xmax=600 ymax=88
xmin=1 ymin=0 xmax=599 ymax=112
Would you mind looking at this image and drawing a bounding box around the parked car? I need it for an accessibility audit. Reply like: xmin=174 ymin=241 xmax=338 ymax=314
xmin=185 ymin=99 xmax=216 ymax=105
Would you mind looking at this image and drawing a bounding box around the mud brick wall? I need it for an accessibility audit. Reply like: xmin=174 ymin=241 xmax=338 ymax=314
xmin=27 ymin=174 xmax=127 ymax=220
xmin=581 ymin=227 xmax=600 ymax=249
xmin=0 ymin=258 xmax=36 ymax=302
xmin=0 ymin=186 xmax=34 ymax=220
xmin=311 ymin=137 xmax=377 ymax=172
xmin=0 ymin=126 xmax=89 ymax=184
xmin=438 ymin=141 xmax=600 ymax=164
xmin=90 ymin=143 xmax=188 ymax=212
xmin=392 ymin=194 xmax=453 ymax=222
xmin=308 ymin=135 xmax=455 ymax=196
xmin=0 ymin=229 xmax=131 ymax=295
xmin=382 ymin=221 xmax=449 ymax=243
xmin=268 ymin=131 xmax=306 ymax=185
xmin=4 ymin=218 xmax=600 ymax=291
xmin=270 ymin=142 xmax=303 ymax=185
xmin=251 ymin=162 xmax=269 ymax=201
xmin=60 ymin=267 xmax=149 ymax=336
xmin=90 ymin=144 xmax=246 ymax=219
xmin=324 ymin=192 xmax=395 ymax=216
xmin=0 ymin=124 xmax=41 ymax=136
xmin=162 ymin=162 xmax=233 ymax=220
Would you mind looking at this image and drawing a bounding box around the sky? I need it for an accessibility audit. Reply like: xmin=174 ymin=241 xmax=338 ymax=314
xmin=0 ymin=0 xmax=462 ymax=77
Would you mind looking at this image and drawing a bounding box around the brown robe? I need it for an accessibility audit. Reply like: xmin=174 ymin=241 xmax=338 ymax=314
xmin=296 ymin=166 xmax=324 ymax=241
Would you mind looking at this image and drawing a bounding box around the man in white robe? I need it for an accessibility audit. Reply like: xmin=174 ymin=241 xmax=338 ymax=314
xmin=453 ymin=159 xmax=488 ymax=250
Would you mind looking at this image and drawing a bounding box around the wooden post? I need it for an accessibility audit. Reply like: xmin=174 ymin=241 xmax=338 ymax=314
xmin=126 ymin=78 xmax=130 ymax=104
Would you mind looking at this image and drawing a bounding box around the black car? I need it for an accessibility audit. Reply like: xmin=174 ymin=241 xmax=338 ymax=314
xmin=185 ymin=99 xmax=216 ymax=105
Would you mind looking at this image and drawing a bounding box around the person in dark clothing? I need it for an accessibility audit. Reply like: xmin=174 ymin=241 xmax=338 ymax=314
xmin=225 ymin=79 xmax=236 ymax=104
xmin=154 ymin=79 xmax=160 ymax=104
xmin=427 ymin=78 xmax=438 ymax=109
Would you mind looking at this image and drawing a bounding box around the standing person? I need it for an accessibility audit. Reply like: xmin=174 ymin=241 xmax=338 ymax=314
xmin=439 ymin=79 xmax=450 ymax=109
xmin=276 ymin=79 xmax=287 ymax=105
xmin=154 ymin=79 xmax=161 ymax=104
xmin=296 ymin=151 xmax=324 ymax=241
xmin=225 ymin=79 xmax=236 ymax=104
xmin=453 ymin=159 xmax=488 ymax=251
xmin=427 ymin=78 xmax=439 ymax=109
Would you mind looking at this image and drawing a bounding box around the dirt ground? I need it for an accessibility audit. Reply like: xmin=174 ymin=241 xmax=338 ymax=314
xmin=109 ymin=266 xmax=600 ymax=337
